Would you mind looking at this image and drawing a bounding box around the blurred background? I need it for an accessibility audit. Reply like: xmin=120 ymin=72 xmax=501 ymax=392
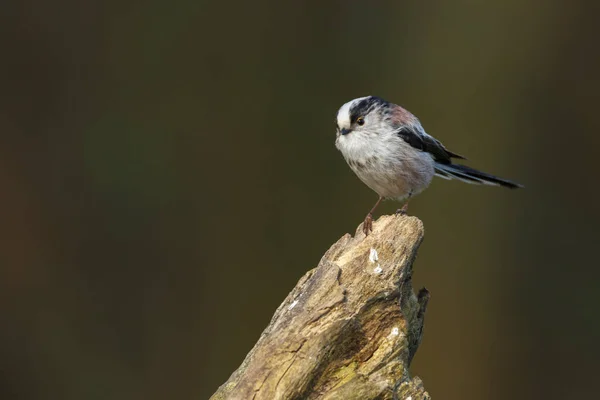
xmin=1 ymin=1 xmax=599 ymax=399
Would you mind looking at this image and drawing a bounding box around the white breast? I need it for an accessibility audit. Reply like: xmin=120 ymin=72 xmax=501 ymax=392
xmin=336 ymin=132 xmax=435 ymax=200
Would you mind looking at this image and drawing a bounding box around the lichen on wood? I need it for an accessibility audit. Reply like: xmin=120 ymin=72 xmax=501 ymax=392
xmin=211 ymin=215 xmax=431 ymax=400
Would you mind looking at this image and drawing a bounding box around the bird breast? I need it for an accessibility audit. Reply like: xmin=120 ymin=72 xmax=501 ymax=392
xmin=339 ymin=137 xmax=435 ymax=200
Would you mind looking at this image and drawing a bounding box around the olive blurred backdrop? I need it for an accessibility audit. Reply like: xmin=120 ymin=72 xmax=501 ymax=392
xmin=1 ymin=1 xmax=599 ymax=399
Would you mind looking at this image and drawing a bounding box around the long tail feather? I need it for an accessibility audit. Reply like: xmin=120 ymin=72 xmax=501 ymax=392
xmin=435 ymin=163 xmax=523 ymax=189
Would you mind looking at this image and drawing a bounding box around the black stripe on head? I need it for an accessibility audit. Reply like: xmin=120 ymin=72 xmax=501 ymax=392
xmin=349 ymin=96 xmax=389 ymax=123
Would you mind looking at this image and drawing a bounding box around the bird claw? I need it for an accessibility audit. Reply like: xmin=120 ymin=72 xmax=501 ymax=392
xmin=395 ymin=200 xmax=410 ymax=216
xmin=363 ymin=213 xmax=373 ymax=236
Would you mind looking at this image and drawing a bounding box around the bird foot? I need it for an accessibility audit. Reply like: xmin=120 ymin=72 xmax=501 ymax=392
xmin=395 ymin=201 xmax=409 ymax=216
xmin=363 ymin=213 xmax=373 ymax=236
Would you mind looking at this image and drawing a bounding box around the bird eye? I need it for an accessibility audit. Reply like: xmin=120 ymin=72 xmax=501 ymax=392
xmin=356 ymin=117 xmax=365 ymax=126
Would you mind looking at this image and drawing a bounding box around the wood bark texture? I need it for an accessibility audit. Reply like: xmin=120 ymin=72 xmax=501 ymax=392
xmin=211 ymin=215 xmax=431 ymax=400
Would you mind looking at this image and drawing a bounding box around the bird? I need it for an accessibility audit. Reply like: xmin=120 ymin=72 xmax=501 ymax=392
xmin=334 ymin=96 xmax=523 ymax=235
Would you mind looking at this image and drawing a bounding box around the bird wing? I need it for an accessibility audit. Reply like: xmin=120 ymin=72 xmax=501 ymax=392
xmin=395 ymin=126 xmax=466 ymax=164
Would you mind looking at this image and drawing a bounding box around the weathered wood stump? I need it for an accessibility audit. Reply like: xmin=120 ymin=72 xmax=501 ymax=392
xmin=211 ymin=215 xmax=431 ymax=400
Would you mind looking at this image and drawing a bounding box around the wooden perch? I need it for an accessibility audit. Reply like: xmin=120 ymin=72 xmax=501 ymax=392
xmin=211 ymin=215 xmax=431 ymax=400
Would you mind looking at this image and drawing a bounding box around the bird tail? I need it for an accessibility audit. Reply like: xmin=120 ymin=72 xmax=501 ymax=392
xmin=434 ymin=163 xmax=523 ymax=189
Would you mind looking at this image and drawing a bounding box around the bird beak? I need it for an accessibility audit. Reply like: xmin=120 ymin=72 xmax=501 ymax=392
xmin=340 ymin=128 xmax=351 ymax=135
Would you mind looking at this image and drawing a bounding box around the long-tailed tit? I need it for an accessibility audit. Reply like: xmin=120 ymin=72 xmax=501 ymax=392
xmin=335 ymin=96 xmax=523 ymax=235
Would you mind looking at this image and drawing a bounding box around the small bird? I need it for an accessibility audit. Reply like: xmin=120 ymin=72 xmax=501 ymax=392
xmin=335 ymin=96 xmax=523 ymax=235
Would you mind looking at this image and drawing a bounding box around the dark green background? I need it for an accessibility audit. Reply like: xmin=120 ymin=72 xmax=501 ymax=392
xmin=2 ymin=1 xmax=599 ymax=399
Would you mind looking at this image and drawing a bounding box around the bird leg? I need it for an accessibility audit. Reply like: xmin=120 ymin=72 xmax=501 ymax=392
xmin=395 ymin=201 xmax=409 ymax=215
xmin=395 ymin=191 xmax=412 ymax=216
xmin=363 ymin=196 xmax=383 ymax=235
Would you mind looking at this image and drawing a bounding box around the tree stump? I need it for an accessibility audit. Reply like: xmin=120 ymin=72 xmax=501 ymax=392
xmin=211 ymin=215 xmax=431 ymax=400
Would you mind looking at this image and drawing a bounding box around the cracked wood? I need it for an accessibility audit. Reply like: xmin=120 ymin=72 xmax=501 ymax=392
xmin=211 ymin=215 xmax=431 ymax=400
